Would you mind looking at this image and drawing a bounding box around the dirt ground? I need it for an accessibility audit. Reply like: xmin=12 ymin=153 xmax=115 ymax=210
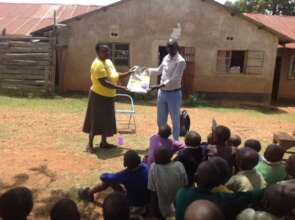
xmin=0 ymin=99 xmax=295 ymax=219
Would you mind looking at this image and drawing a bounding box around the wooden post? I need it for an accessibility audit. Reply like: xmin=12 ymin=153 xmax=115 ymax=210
xmin=50 ymin=10 xmax=57 ymax=93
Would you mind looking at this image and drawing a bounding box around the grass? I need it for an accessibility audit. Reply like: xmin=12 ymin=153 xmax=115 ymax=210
xmin=1 ymin=94 xmax=294 ymax=219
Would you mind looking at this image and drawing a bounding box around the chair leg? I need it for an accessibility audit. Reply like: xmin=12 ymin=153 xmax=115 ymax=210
xmin=133 ymin=115 xmax=136 ymax=133
xmin=128 ymin=114 xmax=132 ymax=129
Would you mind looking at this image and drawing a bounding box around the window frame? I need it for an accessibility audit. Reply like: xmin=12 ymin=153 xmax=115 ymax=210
xmin=289 ymin=55 xmax=295 ymax=80
xmin=102 ymin=42 xmax=130 ymax=67
xmin=216 ymin=50 xmax=247 ymax=74
xmin=216 ymin=49 xmax=265 ymax=75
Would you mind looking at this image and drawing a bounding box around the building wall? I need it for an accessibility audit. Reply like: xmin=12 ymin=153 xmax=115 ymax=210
xmin=277 ymin=48 xmax=295 ymax=102
xmin=57 ymin=0 xmax=279 ymax=102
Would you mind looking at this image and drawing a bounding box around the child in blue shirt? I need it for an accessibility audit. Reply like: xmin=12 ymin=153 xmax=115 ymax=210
xmin=79 ymin=150 xmax=149 ymax=208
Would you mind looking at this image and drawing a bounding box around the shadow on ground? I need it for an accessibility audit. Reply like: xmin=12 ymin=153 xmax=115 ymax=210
xmin=94 ymin=146 xmax=147 ymax=160
xmin=0 ymin=164 xmax=102 ymax=220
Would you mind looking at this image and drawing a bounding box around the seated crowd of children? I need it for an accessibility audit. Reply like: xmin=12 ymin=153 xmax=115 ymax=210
xmin=1 ymin=124 xmax=295 ymax=220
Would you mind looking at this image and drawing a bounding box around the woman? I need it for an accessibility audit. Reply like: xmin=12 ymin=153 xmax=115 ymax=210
xmin=83 ymin=44 xmax=131 ymax=153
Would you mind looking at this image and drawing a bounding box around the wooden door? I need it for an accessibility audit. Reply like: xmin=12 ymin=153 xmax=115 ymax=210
xmin=180 ymin=47 xmax=195 ymax=98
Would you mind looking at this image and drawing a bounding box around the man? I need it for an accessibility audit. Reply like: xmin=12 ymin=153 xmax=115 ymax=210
xmin=149 ymin=39 xmax=186 ymax=140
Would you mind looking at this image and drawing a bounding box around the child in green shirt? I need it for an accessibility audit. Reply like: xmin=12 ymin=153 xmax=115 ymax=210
xmin=176 ymin=158 xmax=264 ymax=220
xmin=256 ymin=144 xmax=287 ymax=185
xmin=226 ymin=147 xmax=266 ymax=192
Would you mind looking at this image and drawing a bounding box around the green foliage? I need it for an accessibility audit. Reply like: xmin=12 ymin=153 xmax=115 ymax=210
xmin=225 ymin=0 xmax=295 ymax=15
xmin=183 ymin=93 xmax=209 ymax=107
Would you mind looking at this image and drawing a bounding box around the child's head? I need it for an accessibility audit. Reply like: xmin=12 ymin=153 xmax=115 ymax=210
xmin=123 ymin=150 xmax=141 ymax=170
xmin=244 ymin=139 xmax=261 ymax=153
xmin=228 ymin=135 xmax=241 ymax=148
xmin=158 ymin=125 xmax=172 ymax=139
xmin=154 ymin=146 xmax=172 ymax=165
xmin=103 ymin=192 xmax=129 ymax=220
xmin=236 ymin=147 xmax=259 ymax=171
xmin=184 ymin=200 xmax=224 ymax=220
xmin=263 ymin=183 xmax=295 ymax=217
xmin=286 ymin=154 xmax=295 ymax=178
xmin=264 ymin=144 xmax=285 ymax=163
xmin=209 ymin=157 xmax=232 ymax=185
xmin=50 ymin=199 xmax=80 ymax=220
xmin=196 ymin=158 xmax=227 ymax=190
xmin=185 ymin=131 xmax=201 ymax=147
xmin=214 ymin=126 xmax=231 ymax=145
xmin=0 ymin=187 xmax=33 ymax=220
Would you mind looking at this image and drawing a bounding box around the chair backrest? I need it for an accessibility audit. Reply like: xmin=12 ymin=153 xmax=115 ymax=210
xmin=115 ymin=94 xmax=135 ymax=112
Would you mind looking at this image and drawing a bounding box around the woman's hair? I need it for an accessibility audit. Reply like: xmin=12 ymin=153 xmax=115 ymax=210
xmin=50 ymin=199 xmax=80 ymax=220
xmin=0 ymin=187 xmax=33 ymax=220
xmin=95 ymin=43 xmax=110 ymax=54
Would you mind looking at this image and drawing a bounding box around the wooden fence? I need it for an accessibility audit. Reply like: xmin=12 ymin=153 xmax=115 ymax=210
xmin=0 ymin=36 xmax=55 ymax=95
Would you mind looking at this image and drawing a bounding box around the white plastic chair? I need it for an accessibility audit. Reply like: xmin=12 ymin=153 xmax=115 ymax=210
xmin=115 ymin=94 xmax=136 ymax=133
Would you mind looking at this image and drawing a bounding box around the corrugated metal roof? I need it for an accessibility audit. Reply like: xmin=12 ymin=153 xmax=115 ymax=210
xmin=0 ymin=3 xmax=99 ymax=36
xmin=244 ymin=13 xmax=295 ymax=49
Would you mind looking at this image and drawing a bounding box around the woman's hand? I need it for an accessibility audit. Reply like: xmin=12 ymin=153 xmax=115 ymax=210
xmin=118 ymin=86 xmax=129 ymax=93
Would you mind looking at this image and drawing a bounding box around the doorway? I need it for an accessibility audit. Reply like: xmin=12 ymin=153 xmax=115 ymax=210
xmin=271 ymin=56 xmax=282 ymax=103
xmin=157 ymin=46 xmax=195 ymax=98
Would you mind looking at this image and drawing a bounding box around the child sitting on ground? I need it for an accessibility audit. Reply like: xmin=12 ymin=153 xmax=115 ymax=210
xmin=176 ymin=159 xmax=265 ymax=220
xmin=210 ymin=157 xmax=233 ymax=193
xmin=237 ymin=183 xmax=295 ymax=220
xmin=174 ymin=131 xmax=204 ymax=186
xmin=228 ymin=134 xmax=242 ymax=148
xmin=147 ymin=125 xmax=184 ymax=166
xmin=208 ymin=125 xmax=236 ymax=168
xmin=184 ymin=200 xmax=225 ymax=220
xmin=0 ymin=187 xmax=33 ymax=220
xmin=256 ymin=144 xmax=287 ymax=185
xmin=103 ymin=192 xmax=130 ymax=220
xmin=244 ymin=139 xmax=263 ymax=161
xmin=148 ymin=146 xmax=188 ymax=219
xmin=50 ymin=199 xmax=80 ymax=220
xmin=79 ymin=150 xmax=149 ymax=211
xmin=226 ymin=147 xmax=266 ymax=192
xmin=244 ymin=139 xmax=262 ymax=152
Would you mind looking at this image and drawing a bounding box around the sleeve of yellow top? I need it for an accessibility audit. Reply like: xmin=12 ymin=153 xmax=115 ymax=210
xmin=94 ymin=63 xmax=108 ymax=79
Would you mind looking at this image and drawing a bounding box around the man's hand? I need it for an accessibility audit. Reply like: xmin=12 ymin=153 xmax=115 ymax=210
xmin=149 ymin=84 xmax=165 ymax=91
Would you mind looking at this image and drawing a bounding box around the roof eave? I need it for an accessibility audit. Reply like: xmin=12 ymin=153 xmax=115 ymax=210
xmin=31 ymin=0 xmax=130 ymax=35
xmin=204 ymin=0 xmax=294 ymax=43
xmin=32 ymin=0 xmax=294 ymax=43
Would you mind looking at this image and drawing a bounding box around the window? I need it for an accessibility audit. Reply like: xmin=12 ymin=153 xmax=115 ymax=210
xmin=246 ymin=50 xmax=264 ymax=74
xmin=289 ymin=55 xmax=295 ymax=79
xmin=216 ymin=50 xmax=264 ymax=74
xmin=217 ymin=50 xmax=245 ymax=73
xmin=104 ymin=43 xmax=130 ymax=66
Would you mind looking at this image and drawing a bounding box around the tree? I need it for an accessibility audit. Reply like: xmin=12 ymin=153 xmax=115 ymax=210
xmin=224 ymin=0 xmax=295 ymax=15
